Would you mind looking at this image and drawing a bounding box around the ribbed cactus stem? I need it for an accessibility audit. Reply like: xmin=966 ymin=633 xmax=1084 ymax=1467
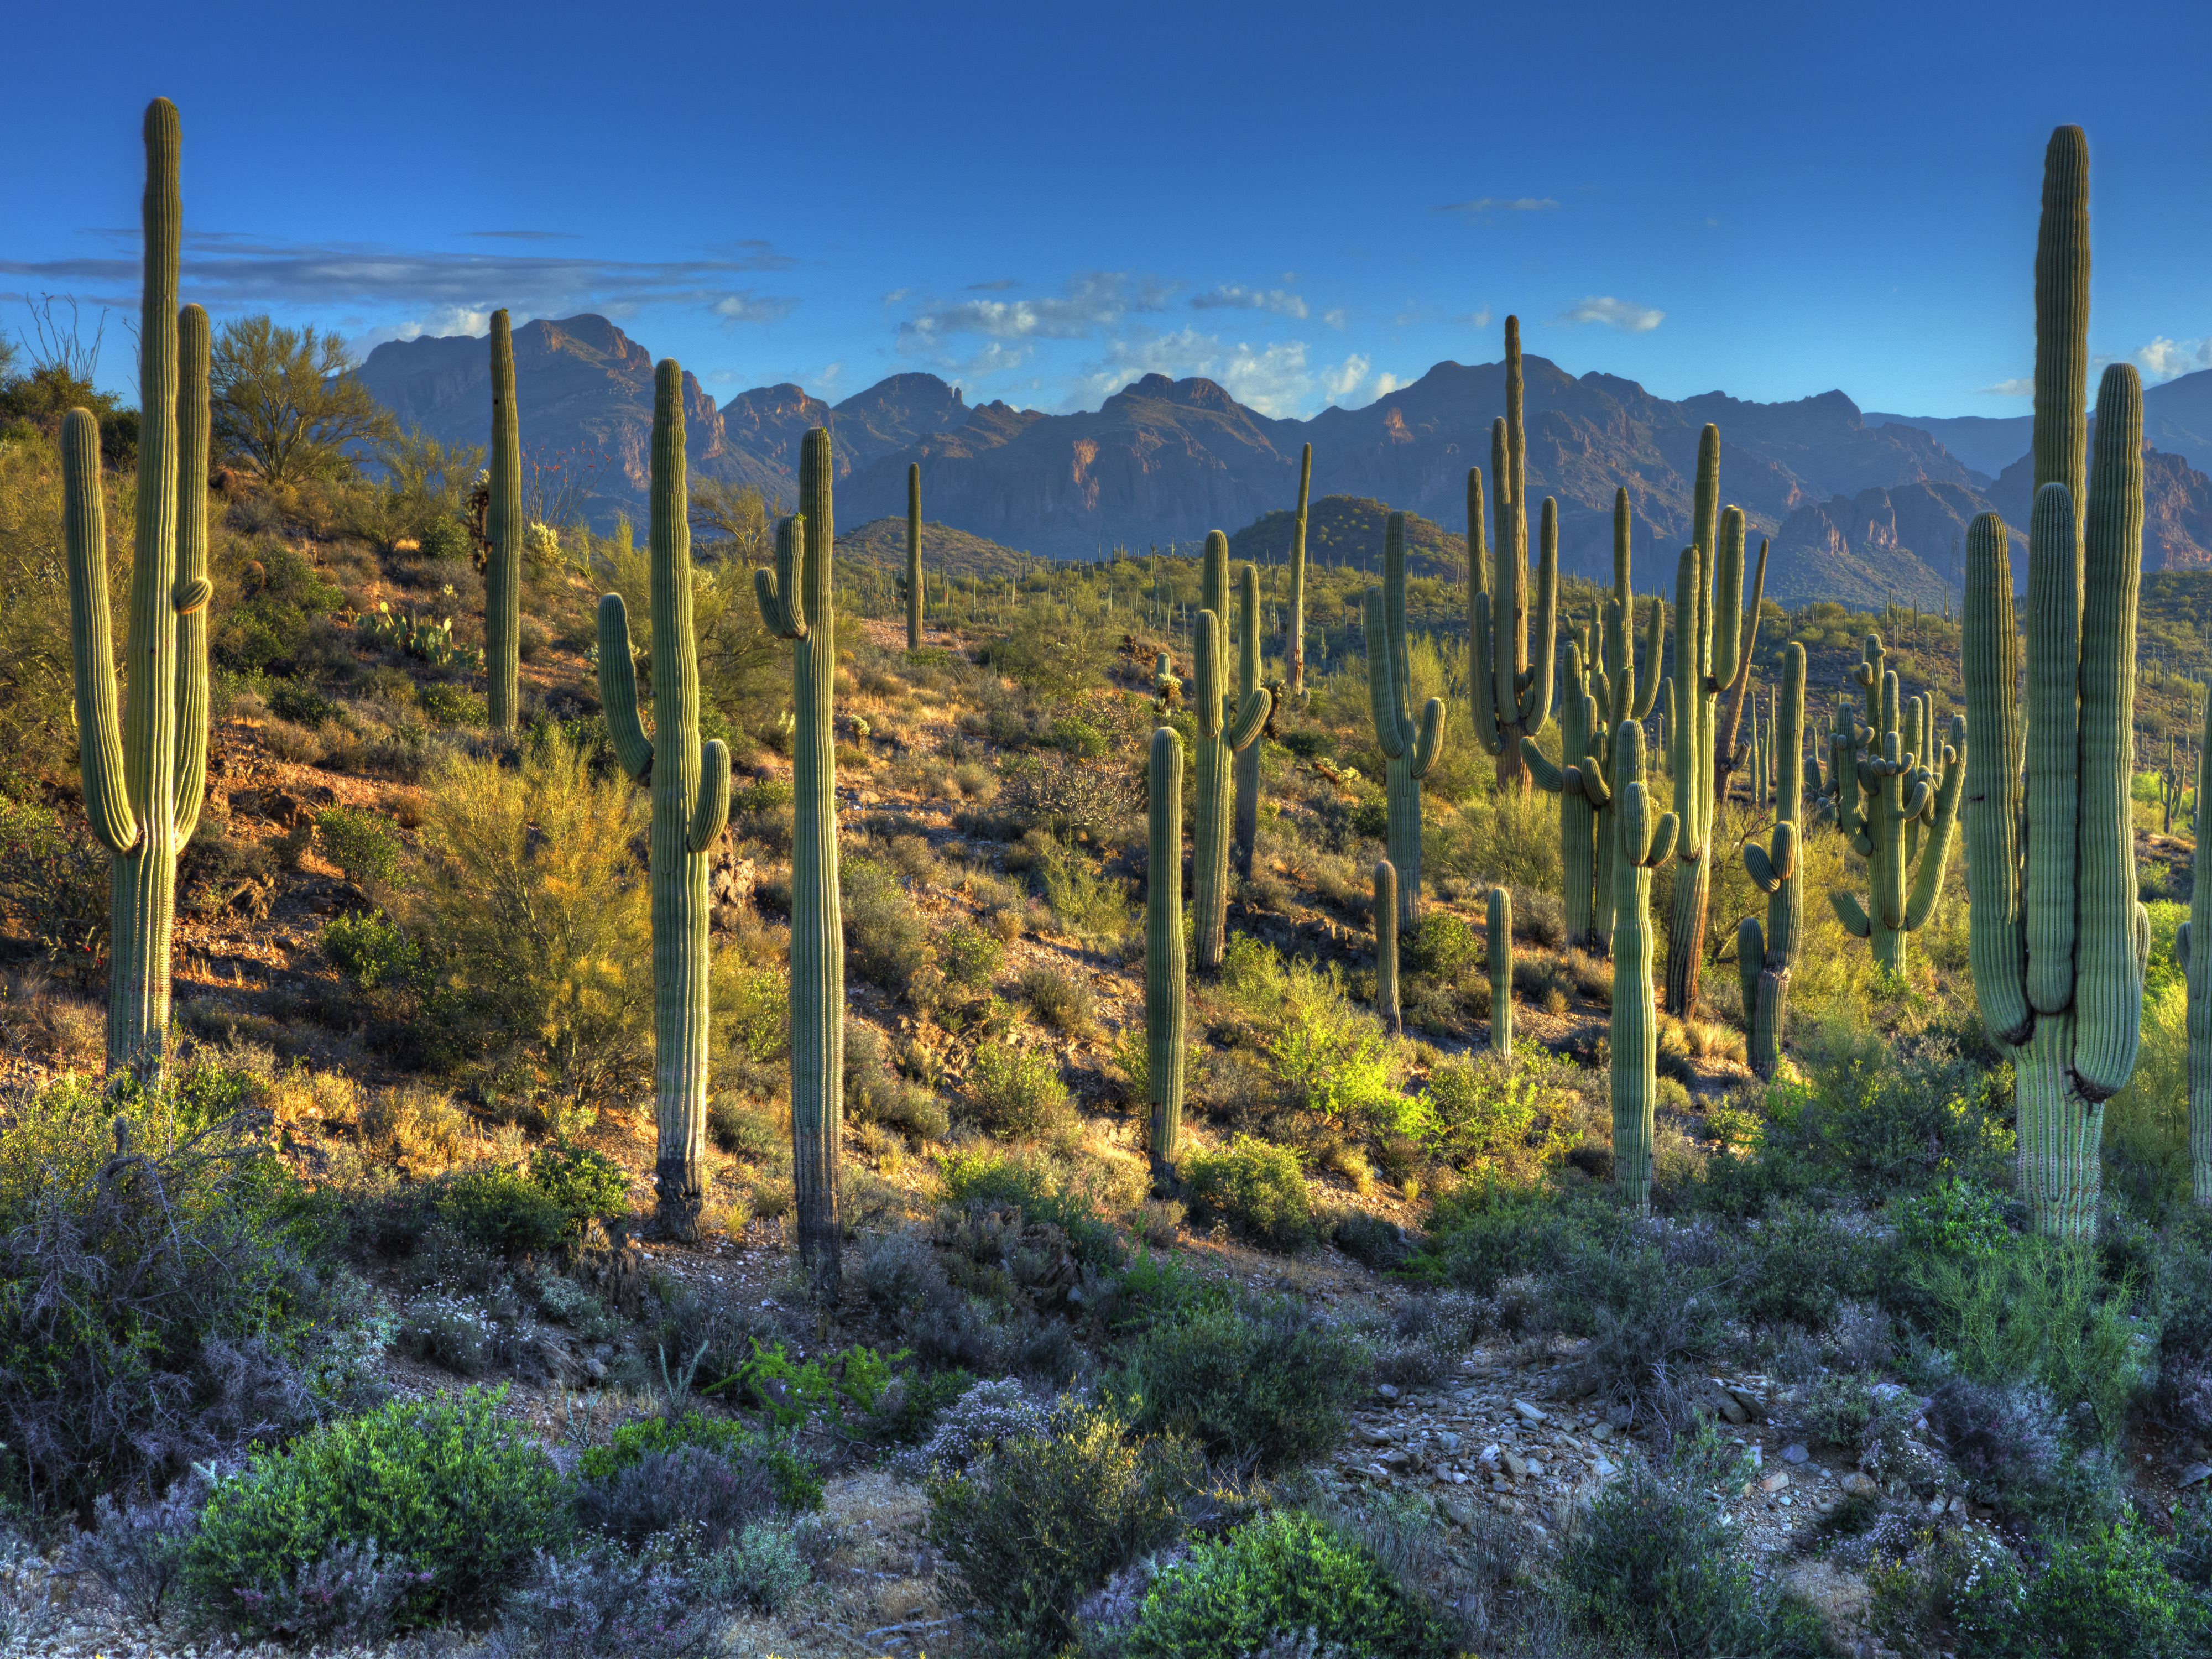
xmin=1146 ymin=726 xmax=1187 ymax=1185
xmin=750 ymin=428 xmax=841 ymax=1282
xmin=601 ymin=361 xmax=733 ymax=1244
xmin=1521 ymin=643 xmax=1600 ymax=949
xmin=1610 ymin=718 xmax=1679 ymax=1214
xmin=1190 ymin=534 xmax=1270 ymax=970
xmin=906 ymin=462 xmax=922 ymax=651
xmin=1470 ymin=318 xmax=1558 ymax=792
xmin=1375 ymin=862 xmax=1401 ymax=1035
xmin=1488 ymin=886 xmax=1513 ymax=1060
xmin=1233 ymin=562 xmax=1264 ymax=881
xmin=487 ymin=309 xmax=521 ymax=730
xmin=1662 ymin=424 xmax=1726 ymax=1014
xmin=1288 ymin=443 xmax=1311 ymax=699
xmin=1741 ymin=643 xmax=1805 ymax=1076
xmin=2189 ymin=683 xmax=2212 ymax=1206
xmin=1367 ymin=512 xmax=1447 ymax=931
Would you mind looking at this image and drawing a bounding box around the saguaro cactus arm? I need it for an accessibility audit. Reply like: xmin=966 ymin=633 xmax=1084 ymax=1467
xmin=62 ymin=412 xmax=139 ymax=856
xmin=596 ymin=594 xmax=656 ymax=786
xmin=754 ymin=514 xmax=808 ymax=640
xmin=1902 ymin=717 xmax=1967 ymax=930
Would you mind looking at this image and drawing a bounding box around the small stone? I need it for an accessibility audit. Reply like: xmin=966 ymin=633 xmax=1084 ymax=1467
xmin=1526 ymin=1457 xmax=1546 ymax=1478
xmin=1589 ymin=1422 xmax=1614 ymax=1443
xmin=1716 ymin=1394 xmax=1749 ymax=1426
xmin=1760 ymin=1472 xmax=1790 ymax=1493
xmin=2181 ymin=1462 xmax=2212 ymax=1487
xmin=1358 ymin=1426 xmax=1394 ymax=1447
xmin=1503 ymin=1451 xmax=1530 ymax=1480
xmin=1375 ymin=1383 xmax=1401 ymax=1403
xmin=1780 ymin=1442 xmax=1811 ymax=1464
xmin=1440 ymin=1496 xmax=1477 ymax=1527
xmin=1381 ymin=1447 xmax=1417 ymax=1471
xmin=1512 ymin=1399 xmax=1548 ymax=1425
xmin=1592 ymin=1457 xmax=1619 ymax=1479
xmin=1842 ymin=1472 xmax=1878 ymax=1497
xmin=1478 ymin=1442 xmax=1501 ymax=1467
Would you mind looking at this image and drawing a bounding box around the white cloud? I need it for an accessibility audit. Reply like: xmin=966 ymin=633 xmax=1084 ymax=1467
xmin=711 ymin=291 xmax=795 ymax=324
xmin=1322 ymin=307 xmax=1348 ymax=330
xmin=1978 ymin=377 xmax=2033 ymax=397
xmin=899 ymin=272 xmax=1174 ymax=344
xmin=1458 ymin=306 xmax=1493 ymax=328
xmin=1551 ymin=295 xmax=1663 ymax=332
xmin=881 ymin=286 xmax=911 ymax=304
xmin=1190 ymin=284 xmax=1308 ymax=319
xmin=2136 ymin=336 xmax=2212 ymax=382
xmin=1320 ymin=353 xmax=1370 ymax=400
xmin=1373 ymin=372 xmax=1404 ymax=398
xmin=1437 ymin=197 xmax=1559 ymax=213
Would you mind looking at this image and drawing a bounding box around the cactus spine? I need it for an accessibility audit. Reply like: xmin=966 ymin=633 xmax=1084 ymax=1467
xmin=1191 ymin=533 xmax=1270 ymax=969
xmin=752 ymin=428 xmax=844 ymax=1285
xmin=1740 ymin=643 xmax=1807 ymax=1077
xmin=1288 ymin=442 xmax=1311 ymax=700
xmin=1610 ymin=717 xmax=1681 ymax=1213
xmin=600 ymin=363 xmax=734 ymax=1241
xmin=2188 ymin=685 xmax=2212 ymax=1206
xmin=1488 ymin=886 xmax=1514 ymax=1059
xmin=1233 ymin=562 xmax=1265 ymax=881
xmin=1367 ymin=512 xmax=1449 ymax=932
xmin=1469 ymin=317 xmax=1560 ymax=794
xmin=906 ymin=462 xmax=922 ymax=651
xmin=487 ymin=310 xmax=521 ymax=730
xmin=1146 ymin=726 xmax=1187 ymax=1184
xmin=1375 ymin=862 xmax=1401 ymax=1035
xmin=62 ymin=99 xmax=211 ymax=1078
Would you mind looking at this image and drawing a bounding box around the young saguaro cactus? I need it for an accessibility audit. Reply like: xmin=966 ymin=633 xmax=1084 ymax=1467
xmin=1367 ymin=512 xmax=1448 ymax=932
xmin=1233 ymin=562 xmax=1267 ymax=881
xmin=905 ymin=462 xmax=922 ymax=651
xmin=752 ymin=427 xmax=845 ymax=1288
xmin=1468 ymin=316 xmax=1560 ymax=794
xmin=1609 ymin=716 xmax=1680 ymax=1214
xmin=1146 ymin=726 xmax=1187 ymax=1185
xmin=2185 ymin=685 xmax=2212 ymax=1206
xmin=599 ymin=361 xmax=734 ymax=1243
xmin=1288 ymin=442 xmax=1312 ymax=701
xmin=486 ymin=309 xmax=522 ymax=731
xmin=1740 ymin=643 xmax=1807 ymax=1077
xmin=1374 ymin=861 xmax=1401 ymax=1035
xmin=1830 ymin=648 xmax=1966 ymax=975
xmin=1191 ymin=533 xmax=1270 ymax=970
xmin=63 ymin=98 xmax=213 ymax=1079
xmin=1522 ymin=640 xmax=1605 ymax=950
xmin=1488 ymin=886 xmax=1514 ymax=1060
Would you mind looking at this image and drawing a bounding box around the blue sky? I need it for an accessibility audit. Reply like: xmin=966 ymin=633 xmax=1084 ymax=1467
xmin=7 ymin=0 xmax=2211 ymax=422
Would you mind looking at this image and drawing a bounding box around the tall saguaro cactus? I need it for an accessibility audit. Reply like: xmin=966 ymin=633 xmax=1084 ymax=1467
xmin=1146 ymin=726 xmax=1187 ymax=1185
xmin=487 ymin=309 xmax=522 ymax=731
xmin=1192 ymin=534 xmax=1271 ymax=969
xmin=1740 ymin=643 xmax=1806 ymax=1077
xmin=2185 ymin=684 xmax=2212 ymax=1206
xmin=1366 ymin=512 xmax=1448 ymax=932
xmin=1233 ymin=563 xmax=1266 ymax=881
xmin=1522 ymin=640 xmax=1605 ymax=949
xmin=1589 ymin=489 xmax=1665 ymax=951
xmin=1609 ymin=718 xmax=1680 ymax=1214
xmin=753 ymin=428 xmax=846 ymax=1288
xmin=1468 ymin=317 xmax=1560 ymax=793
xmin=1374 ymin=862 xmax=1401 ymax=1035
xmin=906 ymin=462 xmax=922 ymax=651
xmin=1712 ymin=528 xmax=1770 ymax=806
xmin=1288 ymin=442 xmax=1312 ymax=700
xmin=64 ymin=98 xmax=212 ymax=1079
xmin=601 ymin=362 xmax=734 ymax=1242
xmin=1829 ymin=648 xmax=1966 ymax=974
xmin=1488 ymin=887 xmax=1514 ymax=1060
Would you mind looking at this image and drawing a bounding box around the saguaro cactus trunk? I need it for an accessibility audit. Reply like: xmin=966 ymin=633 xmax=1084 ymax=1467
xmin=487 ymin=309 xmax=521 ymax=731
xmin=1741 ymin=643 xmax=1807 ymax=1077
xmin=1610 ymin=718 xmax=1680 ymax=1214
xmin=1374 ymin=862 xmax=1401 ymax=1035
xmin=906 ymin=462 xmax=922 ymax=651
xmin=1146 ymin=726 xmax=1187 ymax=1186
xmin=599 ymin=362 xmax=733 ymax=1243
xmin=1288 ymin=442 xmax=1311 ymax=701
xmin=1467 ymin=318 xmax=1559 ymax=794
xmin=753 ymin=429 xmax=846 ymax=1291
xmin=1522 ymin=641 xmax=1604 ymax=950
xmin=1366 ymin=512 xmax=1448 ymax=932
xmin=1233 ymin=564 xmax=1266 ymax=881
xmin=63 ymin=98 xmax=212 ymax=1080
xmin=1488 ymin=886 xmax=1514 ymax=1060
xmin=2187 ymin=684 xmax=2212 ymax=1207
xmin=1192 ymin=533 xmax=1270 ymax=969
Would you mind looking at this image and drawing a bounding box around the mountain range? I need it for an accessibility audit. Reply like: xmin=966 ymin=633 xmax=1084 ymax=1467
xmin=355 ymin=314 xmax=2212 ymax=609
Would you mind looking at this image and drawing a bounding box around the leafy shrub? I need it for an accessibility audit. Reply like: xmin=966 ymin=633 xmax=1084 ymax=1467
xmin=925 ymin=1404 xmax=1199 ymax=1658
xmin=939 ymin=925 xmax=1005 ymax=990
xmin=315 ymin=806 xmax=401 ymax=890
xmin=707 ymin=1093 xmax=781 ymax=1159
xmin=697 ymin=1518 xmax=813 ymax=1613
xmin=1181 ymin=1136 xmax=1316 ymax=1250
xmin=1121 ymin=1300 xmax=1364 ymax=1467
xmin=575 ymin=1409 xmax=821 ymax=1514
xmin=1405 ymin=911 xmax=1480 ymax=982
xmin=399 ymin=1292 xmax=495 ymax=1373
xmin=321 ymin=910 xmax=427 ymax=993
xmin=528 ymin=1142 xmax=630 ymax=1233
xmin=219 ymin=1538 xmax=431 ymax=1647
xmin=939 ymin=1146 xmax=1128 ymax=1269
xmin=1952 ymin=1516 xmax=2204 ymax=1659
xmin=1892 ymin=1175 xmax=2012 ymax=1260
xmin=966 ymin=1042 xmax=1077 ymax=1139
xmin=419 ymin=682 xmax=487 ymax=726
xmin=892 ymin=1376 xmax=1051 ymax=1480
xmin=1922 ymin=1371 xmax=2060 ymax=1508
xmin=842 ymin=858 xmax=931 ymax=992
xmin=1019 ymin=963 xmax=1098 ymax=1036
xmin=1734 ymin=1201 xmax=1871 ymax=1330
xmin=1422 ymin=1051 xmax=1578 ymax=1177
xmin=575 ymin=1443 xmax=785 ymax=1550
xmin=1539 ymin=1215 xmax=1740 ymax=1419
xmin=186 ymin=1386 xmax=567 ymax=1632
xmin=73 ymin=1475 xmax=213 ymax=1629
xmin=432 ymin=1165 xmax=570 ymax=1255
xmin=1109 ymin=1509 xmax=1450 ymax=1659
xmin=1036 ymin=839 xmax=1134 ymax=937
xmin=478 ymin=1540 xmax=715 ymax=1659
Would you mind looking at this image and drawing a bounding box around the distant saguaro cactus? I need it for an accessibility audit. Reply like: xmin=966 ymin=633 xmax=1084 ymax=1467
xmin=1467 ymin=317 xmax=1559 ymax=793
xmin=1609 ymin=717 xmax=1679 ymax=1214
xmin=1488 ymin=887 xmax=1514 ymax=1060
xmin=2185 ymin=687 xmax=2212 ymax=1207
xmin=1192 ymin=533 xmax=1270 ymax=969
xmin=1288 ymin=442 xmax=1312 ymax=701
xmin=1233 ymin=563 xmax=1267 ymax=881
xmin=1366 ymin=512 xmax=1447 ymax=932
xmin=1146 ymin=726 xmax=1187 ymax=1185
xmin=1740 ymin=643 xmax=1807 ymax=1077
xmin=487 ymin=309 xmax=521 ymax=731
xmin=906 ymin=462 xmax=922 ymax=651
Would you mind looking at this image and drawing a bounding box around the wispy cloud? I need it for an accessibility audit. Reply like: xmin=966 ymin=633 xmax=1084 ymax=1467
xmin=1436 ymin=197 xmax=1559 ymax=214
xmin=1190 ymin=284 xmax=1308 ymax=319
xmin=1060 ymin=329 xmax=1398 ymax=418
xmin=965 ymin=278 xmax=1021 ymax=291
xmin=1322 ymin=307 xmax=1348 ymax=330
xmin=1551 ymin=295 xmax=1662 ymax=332
xmin=465 ymin=229 xmax=581 ymax=242
xmin=898 ymin=271 xmax=1175 ymax=346
xmin=2136 ymin=336 xmax=2212 ymax=383
xmin=711 ymin=292 xmax=797 ymax=324
xmin=1977 ymin=377 xmax=2033 ymax=397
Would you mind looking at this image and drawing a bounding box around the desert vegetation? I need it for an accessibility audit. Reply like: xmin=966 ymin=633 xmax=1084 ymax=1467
xmin=0 ymin=101 xmax=2208 ymax=1659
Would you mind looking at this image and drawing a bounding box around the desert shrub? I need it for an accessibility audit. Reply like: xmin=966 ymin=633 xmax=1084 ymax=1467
xmin=0 ymin=794 xmax=112 ymax=962
xmin=477 ymin=1538 xmax=716 ymax=1659
xmin=697 ymin=1517 xmax=814 ymax=1613
xmin=575 ymin=1409 xmax=821 ymax=1514
xmin=212 ymin=1537 xmax=430 ymax=1647
xmin=1109 ymin=1508 xmax=1451 ymax=1659
xmin=1120 ymin=1299 xmax=1364 ymax=1467
xmin=842 ymin=857 xmax=931 ymax=992
xmin=527 ymin=1142 xmax=630 ymax=1234
xmin=2154 ymin=1225 xmax=2212 ymax=1437
xmin=72 ymin=1473 xmax=215 ymax=1630
xmin=432 ymin=1165 xmax=570 ymax=1256
xmin=1545 ymin=1215 xmax=1742 ymax=1420
xmin=938 ymin=924 xmax=1005 ymax=991
xmin=1019 ymin=963 xmax=1098 ymax=1036
xmin=1922 ymin=1371 xmax=2062 ymax=1509
xmin=1948 ymin=1515 xmax=2206 ymax=1659
xmin=1405 ymin=911 xmax=1480 ymax=982
xmin=940 ymin=1146 xmax=1129 ymax=1269
xmin=405 ymin=728 xmax=652 ymax=1108
xmin=893 ymin=1376 xmax=1052 ymax=1479
xmin=1734 ymin=1201 xmax=1872 ymax=1330
xmin=1035 ymin=839 xmax=1135 ymax=938
xmin=1891 ymin=1173 xmax=2012 ymax=1261
xmin=707 ymin=1093 xmax=781 ymax=1159
xmin=1423 ymin=1050 xmax=1579 ymax=1177
xmin=644 ymin=1281 xmax=781 ymax=1402
xmin=924 ymin=1403 xmax=1199 ymax=1658
xmin=398 ymin=1292 xmax=495 ymax=1373
xmin=574 ymin=1443 xmax=786 ymax=1550
xmin=321 ymin=909 xmax=428 ymax=993
xmin=966 ymin=1042 xmax=1077 ymax=1139
xmin=1420 ymin=1184 xmax=1610 ymax=1296
xmin=186 ymin=1386 xmax=566 ymax=1633
xmin=1332 ymin=1209 xmax=1416 ymax=1270
xmin=718 ymin=961 xmax=790 ymax=1066
xmin=1181 ymin=1136 xmax=1316 ymax=1250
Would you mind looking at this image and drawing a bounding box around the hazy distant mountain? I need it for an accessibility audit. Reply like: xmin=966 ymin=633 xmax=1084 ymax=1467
xmin=1871 ymin=367 xmax=2212 ymax=482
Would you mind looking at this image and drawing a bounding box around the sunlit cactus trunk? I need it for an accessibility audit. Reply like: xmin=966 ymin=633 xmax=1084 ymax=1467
xmin=1468 ymin=318 xmax=1559 ymax=794
xmin=1192 ymin=533 xmax=1269 ymax=969
xmin=1146 ymin=726 xmax=1187 ymax=1187
xmin=906 ymin=462 xmax=922 ymax=651
xmin=1488 ymin=886 xmax=1514 ymax=1060
xmin=1610 ymin=720 xmax=1679 ymax=1214
xmin=1374 ymin=861 xmax=1400 ymax=1035
xmin=1233 ymin=564 xmax=1266 ymax=881
xmin=1366 ymin=513 xmax=1447 ymax=932
xmin=1288 ymin=442 xmax=1311 ymax=700
xmin=487 ymin=309 xmax=521 ymax=731
xmin=2187 ymin=685 xmax=2212 ymax=1207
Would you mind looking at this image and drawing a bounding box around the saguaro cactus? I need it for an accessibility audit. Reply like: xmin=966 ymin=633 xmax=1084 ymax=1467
xmin=2185 ymin=685 xmax=2212 ymax=1206
xmin=752 ymin=427 xmax=845 ymax=1288
xmin=1712 ymin=528 xmax=1771 ymax=806
xmin=1740 ymin=643 xmax=1807 ymax=1077
xmin=1522 ymin=640 xmax=1605 ymax=949
xmin=1610 ymin=717 xmax=1680 ymax=1214
xmin=63 ymin=98 xmax=212 ymax=1079
xmin=1288 ymin=442 xmax=1312 ymax=700
xmin=1233 ymin=563 xmax=1266 ymax=881
xmin=906 ymin=462 xmax=922 ymax=651
xmin=487 ymin=309 xmax=521 ymax=731
xmin=1191 ymin=533 xmax=1270 ymax=969
xmin=1366 ymin=512 xmax=1448 ymax=932
xmin=1146 ymin=726 xmax=1187 ymax=1184
xmin=1488 ymin=886 xmax=1514 ymax=1060
xmin=1374 ymin=862 xmax=1401 ymax=1035
xmin=601 ymin=362 xmax=734 ymax=1242
xmin=1468 ymin=317 xmax=1560 ymax=793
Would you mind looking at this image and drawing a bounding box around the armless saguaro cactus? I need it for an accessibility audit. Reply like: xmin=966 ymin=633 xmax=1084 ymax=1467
xmin=64 ymin=98 xmax=212 ymax=1079
xmin=600 ymin=362 xmax=733 ymax=1241
xmin=1488 ymin=886 xmax=1514 ymax=1060
xmin=1740 ymin=643 xmax=1806 ymax=1077
xmin=486 ymin=309 xmax=522 ymax=731
xmin=753 ymin=428 xmax=846 ymax=1291
xmin=1232 ymin=564 xmax=1267 ymax=881
xmin=1191 ymin=534 xmax=1270 ymax=970
xmin=1374 ymin=862 xmax=1401 ymax=1035
xmin=1468 ymin=318 xmax=1559 ymax=794
xmin=906 ymin=462 xmax=922 ymax=651
xmin=1287 ymin=442 xmax=1312 ymax=701
xmin=1610 ymin=717 xmax=1680 ymax=1214
xmin=1146 ymin=726 xmax=1187 ymax=1186
xmin=2185 ymin=684 xmax=2212 ymax=1206
xmin=1366 ymin=512 xmax=1448 ymax=932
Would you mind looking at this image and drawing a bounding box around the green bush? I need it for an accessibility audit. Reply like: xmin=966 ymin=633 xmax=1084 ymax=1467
xmin=1419 ymin=1185 xmax=1611 ymax=1296
xmin=1734 ymin=1201 xmax=1872 ymax=1331
xmin=1181 ymin=1136 xmax=1316 ymax=1250
xmin=432 ymin=1166 xmax=570 ymax=1256
xmin=1405 ymin=911 xmax=1480 ymax=982
xmin=269 ymin=678 xmax=340 ymax=728
xmin=1892 ymin=1174 xmax=2012 ymax=1261
xmin=1017 ymin=964 xmax=1097 ymax=1036
xmin=315 ymin=806 xmax=401 ymax=890
xmin=940 ymin=1147 xmax=1125 ymax=1269
xmin=527 ymin=1143 xmax=630 ymax=1233
xmin=1120 ymin=1300 xmax=1364 ymax=1467
xmin=842 ymin=858 xmax=932 ymax=992
xmin=573 ymin=1408 xmax=822 ymax=1514
xmin=966 ymin=1042 xmax=1076 ymax=1139
xmin=1114 ymin=1509 xmax=1451 ymax=1658
xmin=186 ymin=1386 xmax=566 ymax=1632
xmin=938 ymin=925 xmax=1005 ymax=991
xmin=1952 ymin=1515 xmax=2206 ymax=1658
xmin=418 ymin=683 xmax=486 ymax=726
xmin=321 ymin=910 xmax=427 ymax=993
xmin=924 ymin=1404 xmax=1198 ymax=1658
xmin=1423 ymin=1051 xmax=1578 ymax=1177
